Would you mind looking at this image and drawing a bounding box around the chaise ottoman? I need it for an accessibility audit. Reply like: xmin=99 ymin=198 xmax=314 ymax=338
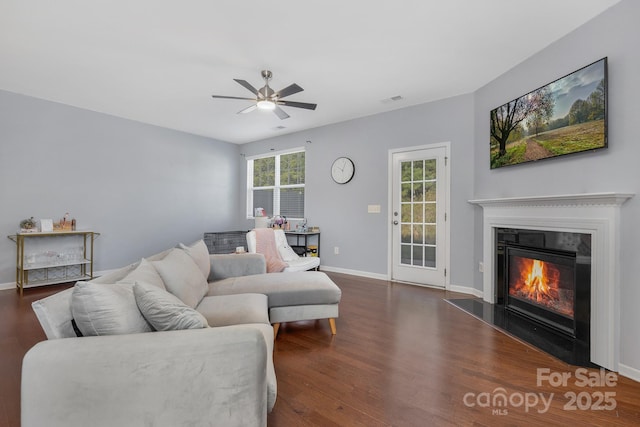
xmin=208 ymin=271 xmax=342 ymax=336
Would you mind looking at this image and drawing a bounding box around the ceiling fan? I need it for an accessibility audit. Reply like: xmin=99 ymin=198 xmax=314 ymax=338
xmin=211 ymin=70 xmax=317 ymax=120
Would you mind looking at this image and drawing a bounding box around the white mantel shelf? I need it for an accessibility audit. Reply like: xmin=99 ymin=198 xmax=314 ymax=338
xmin=469 ymin=192 xmax=634 ymax=207
xmin=471 ymin=191 xmax=634 ymax=371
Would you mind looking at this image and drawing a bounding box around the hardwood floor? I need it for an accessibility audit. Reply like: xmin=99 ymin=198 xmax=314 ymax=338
xmin=2 ymin=273 xmax=639 ymax=426
xmin=0 ymin=282 xmax=73 ymax=427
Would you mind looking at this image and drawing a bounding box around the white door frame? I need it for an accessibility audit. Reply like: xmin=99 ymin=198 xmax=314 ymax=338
xmin=387 ymin=142 xmax=451 ymax=288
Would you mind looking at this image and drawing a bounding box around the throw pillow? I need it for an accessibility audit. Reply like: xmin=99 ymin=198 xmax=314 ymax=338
xmin=152 ymin=248 xmax=209 ymax=308
xmin=178 ymin=240 xmax=210 ymax=280
xmin=117 ymin=258 xmax=166 ymax=290
xmin=71 ymin=282 xmax=153 ymax=336
xmin=133 ymin=281 xmax=208 ymax=331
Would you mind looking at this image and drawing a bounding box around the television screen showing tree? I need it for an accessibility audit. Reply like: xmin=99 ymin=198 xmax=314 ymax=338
xmin=490 ymin=58 xmax=607 ymax=169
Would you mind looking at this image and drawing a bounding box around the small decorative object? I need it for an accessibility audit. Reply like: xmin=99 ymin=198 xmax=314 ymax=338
xmin=272 ymin=215 xmax=287 ymax=229
xmin=51 ymin=212 xmax=75 ymax=231
xmin=57 ymin=212 xmax=73 ymax=231
xmin=331 ymin=157 xmax=355 ymax=184
xmin=20 ymin=217 xmax=37 ymax=232
xmin=308 ymin=245 xmax=318 ymax=257
xmin=40 ymin=219 xmax=54 ymax=232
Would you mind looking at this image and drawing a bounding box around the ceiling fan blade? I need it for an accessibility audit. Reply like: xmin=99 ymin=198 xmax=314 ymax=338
xmin=233 ymin=79 xmax=260 ymax=97
xmin=273 ymin=106 xmax=290 ymax=120
xmin=238 ymin=104 xmax=258 ymax=114
xmin=275 ymin=83 xmax=303 ymax=99
xmin=211 ymin=95 xmax=256 ymax=101
xmin=278 ymin=100 xmax=317 ymax=110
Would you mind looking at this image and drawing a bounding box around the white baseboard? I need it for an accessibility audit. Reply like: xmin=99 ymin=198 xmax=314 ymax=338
xmin=319 ymin=265 xmax=388 ymax=281
xmin=0 ymin=281 xmax=16 ymax=291
xmin=618 ymin=363 xmax=640 ymax=383
xmin=92 ymin=269 xmax=118 ymax=279
xmin=448 ymin=284 xmax=483 ymax=298
xmin=319 ymin=266 xmax=483 ymax=298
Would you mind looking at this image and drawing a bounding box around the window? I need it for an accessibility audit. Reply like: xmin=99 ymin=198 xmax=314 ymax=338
xmin=247 ymin=149 xmax=305 ymax=219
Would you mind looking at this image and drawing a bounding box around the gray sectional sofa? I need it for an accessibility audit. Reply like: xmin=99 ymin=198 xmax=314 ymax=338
xmin=22 ymin=240 xmax=341 ymax=427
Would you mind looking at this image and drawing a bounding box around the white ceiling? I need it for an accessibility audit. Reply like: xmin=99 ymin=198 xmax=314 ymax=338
xmin=0 ymin=0 xmax=621 ymax=144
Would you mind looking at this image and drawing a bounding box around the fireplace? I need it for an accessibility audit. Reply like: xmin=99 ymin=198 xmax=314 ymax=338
xmin=469 ymin=192 xmax=633 ymax=371
xmin=494 ymin=228 xmax=592 ymax=365
xmin=507 ymin=246 xmax=576 ymax=334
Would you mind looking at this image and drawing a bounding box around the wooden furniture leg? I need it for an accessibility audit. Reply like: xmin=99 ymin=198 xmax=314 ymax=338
xmin=328 ymin=318 xmax=336 ymax=335
xmin=273 ymin=323 xmax=280 ymax=338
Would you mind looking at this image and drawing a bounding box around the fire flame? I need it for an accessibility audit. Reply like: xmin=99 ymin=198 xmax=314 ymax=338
xmin=512 ymin=257 xmax=561 ymax=304
xmin=510 ymin=256 xmax=573 ymax=318
xmin=524 ymin=259 xmax=551 ymax=302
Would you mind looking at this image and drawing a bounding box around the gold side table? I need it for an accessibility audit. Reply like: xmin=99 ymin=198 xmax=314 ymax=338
xmin=7 ymin=230 xmax=100 ymax=296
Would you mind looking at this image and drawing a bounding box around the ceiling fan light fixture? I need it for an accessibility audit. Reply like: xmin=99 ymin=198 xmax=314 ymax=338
xmin=211 ymin=71 xmax=316 ymax=120
xmin=257 ymin=99 xmax=276 ymax=110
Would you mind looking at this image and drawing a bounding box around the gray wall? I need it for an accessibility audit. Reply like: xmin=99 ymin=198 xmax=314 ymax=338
xmin=0 ymin=90 xmax=241 ymax=283
xmin=240 ymin=93 xmax=476 ymax=287
xmin=473 ymin=0 xmax=640 ymax=372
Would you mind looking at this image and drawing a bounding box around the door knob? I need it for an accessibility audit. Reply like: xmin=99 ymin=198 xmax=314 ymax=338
xmin=393 ymin=220 xmax=399 ymax=225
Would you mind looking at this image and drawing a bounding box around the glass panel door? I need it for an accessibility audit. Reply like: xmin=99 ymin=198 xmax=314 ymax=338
xmin=391 ymin=145 xmax=448 ymax=287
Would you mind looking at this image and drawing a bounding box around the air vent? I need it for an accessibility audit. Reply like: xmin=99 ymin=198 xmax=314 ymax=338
xmin=381 ymin=95 xmax=404 ymax=104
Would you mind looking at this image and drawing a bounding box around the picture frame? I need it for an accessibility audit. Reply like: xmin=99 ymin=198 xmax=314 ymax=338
xmin=40 ymin=219 xmax=53 ymax=232
xmin=490 ymin=57 xmax=607 ymax=169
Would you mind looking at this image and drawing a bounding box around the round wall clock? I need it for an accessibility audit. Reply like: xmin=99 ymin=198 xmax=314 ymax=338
xmin=331 ymin=157 xmax=355 ymax=184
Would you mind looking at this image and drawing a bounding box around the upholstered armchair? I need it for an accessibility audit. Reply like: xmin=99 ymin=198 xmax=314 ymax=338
xmin=246 ymin=229 xmax=320 ymax=272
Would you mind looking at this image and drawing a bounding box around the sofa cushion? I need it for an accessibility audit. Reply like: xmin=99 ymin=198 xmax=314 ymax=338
xmin=133 ymin=282 xmax=208 ymax=331
xmin=71 ymin=282 xmax=153 ymax=336
xmin=32 ymin=288 xmax=76 ymax=339
xmin=179 ymin=240 xmax=210 ymax=280
xmin=209 ymin=271 xmax=342 ymax=308
xmin=116 ymin=258 xmax=166 ymax=290
xmin=152 ymin=248 xmax=208 ymax=308
xmin=196 ymin=294 xmax=270 ymax=327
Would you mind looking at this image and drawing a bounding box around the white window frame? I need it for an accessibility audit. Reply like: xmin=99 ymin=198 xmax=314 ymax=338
xmin=246 ymin=147 xmax=305 ymax=219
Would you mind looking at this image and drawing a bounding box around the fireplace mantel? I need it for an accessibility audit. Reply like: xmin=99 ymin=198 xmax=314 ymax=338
xmin=469 ymin=192 xmax=634 ymax=208
xmin=469 ymin=192 xmax=634 ymax=371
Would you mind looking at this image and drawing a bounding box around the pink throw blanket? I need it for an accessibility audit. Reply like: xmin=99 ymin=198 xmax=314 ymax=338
xmin=254 ymin=228 xmax=288 ymax=273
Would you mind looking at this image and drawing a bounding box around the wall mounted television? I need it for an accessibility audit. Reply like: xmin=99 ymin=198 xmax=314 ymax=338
xmin=490 ymin=57 xmax=607 ymax=169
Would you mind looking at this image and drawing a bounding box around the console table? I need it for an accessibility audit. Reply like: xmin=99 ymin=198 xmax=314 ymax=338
xmin=7 ymin=230 xmax=99 ymax=296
